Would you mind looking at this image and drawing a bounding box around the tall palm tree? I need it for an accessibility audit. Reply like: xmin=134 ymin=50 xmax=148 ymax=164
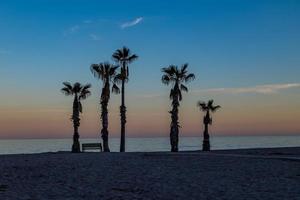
xmin=112 ymin=46 xmax=138 ymax=152
xmin=161 ymin=64 xmax=195 ymax=152
xmin=91 ymin=62 xmax=120 ymax=152
xmin=197 ymin=100 xmax=221 ymax=151
xmin=61 ymin=82 xmax=91 ymax=153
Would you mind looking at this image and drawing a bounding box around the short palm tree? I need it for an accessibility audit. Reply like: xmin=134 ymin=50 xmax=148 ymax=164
xmin=91 ymin=62 xmax=120 ymax=152
xmin=112 ymin=46 xmax=138 ymax=152
xmin=61 ymin=82 xmax=91 ymax=153
xmin=161 ymin=64 xmax=195 ymax=152
xmin=197 ymin=100 xmax=221 ymax=151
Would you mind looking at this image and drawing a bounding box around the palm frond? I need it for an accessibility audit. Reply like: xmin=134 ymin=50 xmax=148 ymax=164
xmin=122 ymin=46 xmax=129 ymax=57
xmin=113 ymin=73 xmax=123 ymax=84
xmin=161 ymin=65 xmax=179 ymax=90
xmin=79 ymin=83 xmax=91 ymax=100
xmin=197 ymin=101 xmax=208 ymax=111
xmin=180 ymin=84 xmax=188 ymax=92
xmin=82 ymin=83 xmax=92 ymax=91
xmin=162 ymin=64 xmax=195 ymax=104
xmin=112 ymin=83 xmax=120 ymax=94
xmin=63 ymin=82 xmax=73 ymax=91
xmin=90 ymin=64 xmax=102 ymax=79
xmin=208 ymin=99 xmax=214 ymax=108
xmin=61 ymin=87 xmax=72 ymax=96
xmin=161 ymin=65 xmax=177 ymax=76
xmin=73 ymin=82 xmax=83 ymax=93
xmin=161 ymin=75 xmax=170 ymax=85
xmin=112 ymin=46 xmax=137 ymax=65
xmin=114 ymin=72 xmax=128 ymax=83
xmin=79 ymin=90 xmax=91 ymax=100
xmin=112 ymin=49 xmax=122 ymax=62
xmin=128 ymin=54 xmax=138 ymax=63
xmin=184 ymin=73 xmax=196 ymax=83
xmin=211 ymin=105 xmax=221 ymax=112
xmin=109 ymin=65 xmax=119 ymax=76
xmin=181 ymin=63 xmax=188 ymax=74
xmin=161 ymin=67 xmax=169 ymax=75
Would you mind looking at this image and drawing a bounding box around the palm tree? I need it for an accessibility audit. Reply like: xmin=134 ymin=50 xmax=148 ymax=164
xmin=161 ymin=64 xmax=195 ymax=152
xmin=91 ymin=62 xmax=120 ymax=152
xmin=61 ymin=82 xmax=91 ymax=153
xmin=197 ymin=100 xmax=221 ymax=151
xmin=112 ymin=46 xmax=138 ymax=152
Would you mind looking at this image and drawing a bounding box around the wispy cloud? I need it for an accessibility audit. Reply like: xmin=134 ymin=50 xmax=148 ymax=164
xmin=135 ymin=83 xmax=300 ymax=99
xmin=89 ymin=33 xmax=100 ymax=41
xmin=83 ymin=20 xmax=92 ymax=24
xmin=70 ymin=25 xmax=80 ymax=32
xmin=196 ymin=83 xmax=300 ymax=95
xmin=63 ymin=25 xmax=80 ymax=36
xmin=121 ymin=17 xmax=143 ymax=29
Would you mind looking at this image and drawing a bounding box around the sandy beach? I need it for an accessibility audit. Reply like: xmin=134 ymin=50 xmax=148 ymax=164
xmin=0 ymin=147 xmax=299 ymax=200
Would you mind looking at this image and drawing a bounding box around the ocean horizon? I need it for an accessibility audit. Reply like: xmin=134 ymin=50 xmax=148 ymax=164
xmin=0 ymin=135 xmax=299 ymax=155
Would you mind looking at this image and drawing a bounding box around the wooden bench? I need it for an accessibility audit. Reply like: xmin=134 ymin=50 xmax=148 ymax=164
xmin=82 ymin=143 xmax=103 ymax=152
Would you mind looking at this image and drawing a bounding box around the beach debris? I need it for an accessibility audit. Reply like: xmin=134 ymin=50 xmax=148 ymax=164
xmin=111 ymin=186 xmax=143 ymax=194
xmin=0 ymin=184 xmax=8 ymax=192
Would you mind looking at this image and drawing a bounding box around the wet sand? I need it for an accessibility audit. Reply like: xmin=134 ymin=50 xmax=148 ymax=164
xmin=0 ymin=147 xmax=299 ymax=200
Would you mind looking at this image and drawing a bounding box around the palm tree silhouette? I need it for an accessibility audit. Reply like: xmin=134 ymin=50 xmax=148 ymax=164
xmin=91 ymin=62 xmax=120 ymax=152
xmin=112 ymin=46 xmax=138 ymax=152
xmin=197 ymin=100 xmax=221 ymax=151
xmin=161 ymin=64 xmax=195 ymax=152
xmin=61 ymin=82 xmax=91 ymax=153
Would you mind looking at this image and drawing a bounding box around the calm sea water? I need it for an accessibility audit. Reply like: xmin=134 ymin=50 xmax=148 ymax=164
xmin=0 ymin=136 xmax=299 ymax=154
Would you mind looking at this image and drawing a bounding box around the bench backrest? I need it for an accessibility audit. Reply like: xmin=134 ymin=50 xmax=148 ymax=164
xmin=82 ymin=143 xmax=102 ymax=152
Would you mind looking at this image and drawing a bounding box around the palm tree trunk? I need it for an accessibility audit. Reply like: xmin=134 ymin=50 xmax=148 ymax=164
xmin=202 ymin=112 xmax=210 ymax=151
xmin=100 ymin=82 xmax=111 ymax=152
xmin=72 ymin=126 xmax=80 ymax=153
xmin=72 ymin=95 xmax=81 ymax=153
xmin=101 ymin=100 xmax=110 ymax=152
xmin=170 ymin=96 xmax=179 ymax=152
xmin=120 ymin=65 xmax=126 ymax=152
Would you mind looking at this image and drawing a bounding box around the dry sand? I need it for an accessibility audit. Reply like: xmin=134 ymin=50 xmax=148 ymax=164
xmin=0 ymin=147 xmax=299 ymax=200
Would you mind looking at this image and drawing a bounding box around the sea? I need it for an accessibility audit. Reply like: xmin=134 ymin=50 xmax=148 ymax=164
xmin=0 ymin=135 xmax=299 ymax=154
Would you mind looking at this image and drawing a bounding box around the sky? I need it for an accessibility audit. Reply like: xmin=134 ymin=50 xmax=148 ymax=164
xmin=0 ymin=0 xmax=300 ymax=139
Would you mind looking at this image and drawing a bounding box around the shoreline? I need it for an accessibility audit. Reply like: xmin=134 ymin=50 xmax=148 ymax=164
xmin=0 ymin=146 xmax=300 ymax=156
xmin=0 ymin=147 xmax=299 ymax=199
xmin=1 ymin=135 xmax=300 ymax=155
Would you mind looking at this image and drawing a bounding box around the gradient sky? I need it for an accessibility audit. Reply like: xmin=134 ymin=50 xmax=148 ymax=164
xmin=0 ymin=0 xmax=300 ymax=139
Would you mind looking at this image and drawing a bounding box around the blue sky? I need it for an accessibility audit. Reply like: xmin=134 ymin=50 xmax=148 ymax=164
xmin=0 ymin=0 xmax=300 ymax=138
xmin=1 ymin=0 xmax=299 ymax=87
